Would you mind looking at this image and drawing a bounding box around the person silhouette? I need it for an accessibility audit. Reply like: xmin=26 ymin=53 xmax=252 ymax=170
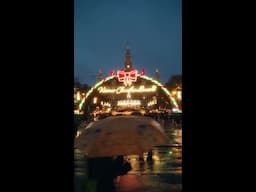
xmin=147 ymin=150 xmax=153 ymax=162
xmin=86 ymin=156 xmax=132 ymax=192
xmin=86 ymin=157 xmax=117 ymax=192
xmin=113 ymin=156 xmax=132 ymax=176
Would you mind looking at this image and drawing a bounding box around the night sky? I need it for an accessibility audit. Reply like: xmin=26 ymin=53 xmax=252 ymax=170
xmin=75 ymin=0 xmax=181 ymax=86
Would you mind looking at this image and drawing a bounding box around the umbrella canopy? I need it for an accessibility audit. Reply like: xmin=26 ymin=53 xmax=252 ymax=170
xmin=75 ymin=115 xmax=169 ymax=157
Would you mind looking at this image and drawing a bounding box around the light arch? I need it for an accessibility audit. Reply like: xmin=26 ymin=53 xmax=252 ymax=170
xmin=76 ymin=74 xmax=181 ymax=113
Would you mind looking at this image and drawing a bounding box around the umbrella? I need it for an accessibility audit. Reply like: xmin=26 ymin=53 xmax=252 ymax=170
xmin=75 ymin=115 xmax=169 ymax=157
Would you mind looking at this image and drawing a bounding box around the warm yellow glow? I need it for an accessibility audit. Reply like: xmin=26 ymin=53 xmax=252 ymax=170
xmin=74 ymin=110 xmax=80 ymax=114
xmin=177 ymin=91 xmax=182 ymax=100
xmin=101 ymin=102 xmax=111 ymax=107
xmin=98 ymin=85 xmax=157 ymax=94
xmin=117 ymin=100 xmax=141 ymax=106
xmin=147 ymin=99 xmax=157 ymax=106
xmin=153 ymin=155 xmax=160 ymax=161
xmin=127 ymin=92 xmax=131 ymax=99
xmin=93 ymin=97 xmax=97 ymax=104
xmin=76 ymin=131 xmax=82 ymax=138
xmin=76 ymin=91 xmax=81 ymax=101
xmin=172 ymin=91 xmax=177 ymax=95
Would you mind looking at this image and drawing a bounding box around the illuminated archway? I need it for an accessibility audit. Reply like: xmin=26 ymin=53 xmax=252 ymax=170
xmin=76 ymin=74 xmax=181 ymax=114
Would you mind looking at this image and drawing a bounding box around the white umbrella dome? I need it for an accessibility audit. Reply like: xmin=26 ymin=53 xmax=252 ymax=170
xmin=75 ymin=115 xmax=169 ymax=157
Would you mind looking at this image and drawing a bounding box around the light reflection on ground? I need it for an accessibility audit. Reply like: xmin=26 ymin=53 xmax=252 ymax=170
xmin=74 ymin=119 xmax=182 ymax=192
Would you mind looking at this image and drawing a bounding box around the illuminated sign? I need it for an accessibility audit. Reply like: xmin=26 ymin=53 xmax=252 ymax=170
xmin=117 ymin=69 xmax=138 ymax=86
xmin=117 ymin=100 xmax=141 ymax=106
xmin=98 ymin=85 xmax=157 ymax=94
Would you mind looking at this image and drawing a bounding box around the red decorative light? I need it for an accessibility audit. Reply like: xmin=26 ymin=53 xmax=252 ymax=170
xmin=141 ymin=69 xmax=145 ymax=76
xmin=110 ymin=70 xmax=115 ymax=76
xmin=117 ymin=69 xmax=138 ymax=86
xmin=117 ymin=69 xmax=137 ymax=82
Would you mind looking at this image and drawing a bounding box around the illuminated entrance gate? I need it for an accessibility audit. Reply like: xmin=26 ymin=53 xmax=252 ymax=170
xmin=75 ymin=48 xmax=181 ymax=115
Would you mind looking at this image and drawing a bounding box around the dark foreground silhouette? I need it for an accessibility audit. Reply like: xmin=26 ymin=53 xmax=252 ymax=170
xmin=83 ymin=156 xmax=132 ymax=192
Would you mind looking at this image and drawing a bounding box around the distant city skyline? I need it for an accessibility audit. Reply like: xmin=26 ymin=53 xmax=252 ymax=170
xmin=75 ymin=0 xmax=181 ymax=86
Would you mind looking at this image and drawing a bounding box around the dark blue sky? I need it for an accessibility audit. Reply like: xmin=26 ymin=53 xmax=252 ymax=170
xmin=75 ymin=0 xmax=181 ymax=86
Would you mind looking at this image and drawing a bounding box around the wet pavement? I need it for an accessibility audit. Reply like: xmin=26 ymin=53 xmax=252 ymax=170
xmin=115 ymin=174 xmax=182 ymax=192
xmin=115 ymin=141 xmax=182 ymax=192
xmin=74 ymin=119 xmax=182 ymax=192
